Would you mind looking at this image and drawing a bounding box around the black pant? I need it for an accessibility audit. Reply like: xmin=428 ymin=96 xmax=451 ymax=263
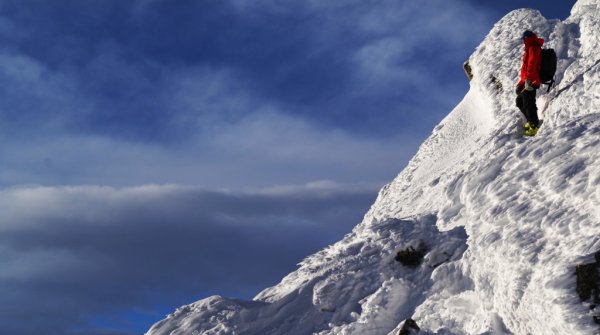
xmin=516 ymin=89 xmax=539 ymax=127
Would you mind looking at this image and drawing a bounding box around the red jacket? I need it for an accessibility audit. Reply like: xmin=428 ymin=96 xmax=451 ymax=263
xmin=517 ymin=34 xmax=545 ymax=88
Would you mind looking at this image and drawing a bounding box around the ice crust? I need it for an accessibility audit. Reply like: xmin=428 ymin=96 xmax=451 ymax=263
xmin=147 ymin=1 xmax=600 ymax=334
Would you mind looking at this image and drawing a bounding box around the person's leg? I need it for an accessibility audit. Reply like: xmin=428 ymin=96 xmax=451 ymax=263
xmin=522 ymin=89 xmax=539 ymax=127
xmin=516 ymin=94 xmax=527 ymax=119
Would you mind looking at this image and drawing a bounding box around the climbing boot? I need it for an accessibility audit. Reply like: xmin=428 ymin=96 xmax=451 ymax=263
xmin=524 ymin=126 xmax=539 ymax=137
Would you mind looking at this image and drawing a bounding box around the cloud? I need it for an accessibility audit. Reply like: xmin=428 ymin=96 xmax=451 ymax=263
xmin=349 ymin=1 xmax=490 ymax=94
xmin=0 ymin=0 xmax=488 ymax=137
xmin=0 ymin=0 xmax=493 ymax=189
xmin=0 ymin=107 xmax=421 ymax=188
xmin=0 ymin=183 xmax=378 ymax=335
xmin=0 ymin=14 xmax=422 ymax=188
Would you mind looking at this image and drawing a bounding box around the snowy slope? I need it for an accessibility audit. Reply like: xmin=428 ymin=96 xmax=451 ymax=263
xmin=146 ymin=1 xmax=600 ymax=334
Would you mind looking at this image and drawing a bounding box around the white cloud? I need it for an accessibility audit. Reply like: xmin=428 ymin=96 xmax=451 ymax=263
xmin=0 ymin=104 xmax=419 ymax=188
xmin=350 ymin=0 xmax=490 ymax=88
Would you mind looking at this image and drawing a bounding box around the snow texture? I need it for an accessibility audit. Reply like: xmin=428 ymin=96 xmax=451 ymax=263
xmin=146 ymin=1 xmax=600 ymax=334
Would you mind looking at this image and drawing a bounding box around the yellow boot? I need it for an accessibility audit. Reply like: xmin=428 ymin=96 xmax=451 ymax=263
xmin=524 ymin=126 xmax=539 ymax=136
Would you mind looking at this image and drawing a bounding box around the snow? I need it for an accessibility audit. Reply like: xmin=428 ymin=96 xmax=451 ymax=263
xmin=146 ymin=1 xmax=600 ymax=334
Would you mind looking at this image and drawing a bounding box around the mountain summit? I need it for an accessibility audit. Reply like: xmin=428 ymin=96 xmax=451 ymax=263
xmin=147 ymin=1 xmax=600 ymax=334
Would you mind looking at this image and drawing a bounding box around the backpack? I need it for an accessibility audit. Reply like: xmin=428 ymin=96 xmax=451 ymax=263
xmin=539 ymin=48 xmax=557 ymax=92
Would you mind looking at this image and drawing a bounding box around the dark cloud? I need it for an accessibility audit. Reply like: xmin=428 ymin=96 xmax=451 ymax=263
xmin=0 ymin=183 xmax=378 ymax=335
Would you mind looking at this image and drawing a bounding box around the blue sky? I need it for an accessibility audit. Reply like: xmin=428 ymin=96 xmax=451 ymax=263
xmin=0 ymin=1 xmax=575 ymax=334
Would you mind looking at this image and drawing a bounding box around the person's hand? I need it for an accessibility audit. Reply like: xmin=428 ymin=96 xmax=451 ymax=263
xmin=524 ymin=79 xmax=534 ymax=91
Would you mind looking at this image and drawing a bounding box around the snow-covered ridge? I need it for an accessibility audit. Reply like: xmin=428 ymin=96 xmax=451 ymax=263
xmin=147 ymin=1 xmax=600 ymax=334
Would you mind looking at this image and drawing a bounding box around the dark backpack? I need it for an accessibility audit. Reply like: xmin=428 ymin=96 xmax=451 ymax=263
xmin=539 ymin=48 xmax=557 ymax=92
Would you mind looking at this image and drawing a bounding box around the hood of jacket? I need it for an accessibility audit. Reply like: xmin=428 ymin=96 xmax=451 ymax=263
xmin=524 ymin=34 xmax=544 ymax=47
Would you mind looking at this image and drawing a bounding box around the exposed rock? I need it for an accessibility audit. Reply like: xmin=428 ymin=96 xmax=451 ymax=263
xmin=398 ymin=318 xmax=420 ymax=335
xmin=395 ymin=243 xmax=428 ymax=268
xmin=463 ymin=61 xmax=473 ymax=81
xmin=575 ymin=251 xmax=600 ymax=325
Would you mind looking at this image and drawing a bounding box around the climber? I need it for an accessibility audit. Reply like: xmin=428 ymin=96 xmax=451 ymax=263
xmin=516 ymin=30 xmax=544 ymax=137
